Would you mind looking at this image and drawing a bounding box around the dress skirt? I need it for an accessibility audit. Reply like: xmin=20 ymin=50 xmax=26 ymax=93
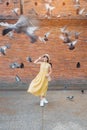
xmin=27 ymin=62 xmax=50 ymax=96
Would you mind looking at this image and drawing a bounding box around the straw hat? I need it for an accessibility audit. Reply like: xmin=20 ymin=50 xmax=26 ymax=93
xmin=44 ymin=54 xmax=50 ymax=60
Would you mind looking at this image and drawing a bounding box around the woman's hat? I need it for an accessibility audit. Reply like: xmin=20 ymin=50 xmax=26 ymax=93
xmin=44 ymin=54 xmax=50 ymax=60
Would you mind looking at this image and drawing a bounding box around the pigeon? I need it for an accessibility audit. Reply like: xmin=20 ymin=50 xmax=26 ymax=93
xmin=76 ymin=62 xmax=80 ymax=68
xmin=74 ymin=31 xmax=81 ymax=39
xmin=81 ymin=90 xmax=84 ymax=94
xmin=45 ymin=3 xmax=55 ymax=12
xmin=45 ymin=3 xmax=55 ymax=18
xmin=1 ymin=15 xmax=39 ymax=43
xmin=74 ymin=3 xmax=80 ymax=10
xmin=67 ymin=40 xmax=78 ymax=50
xmin=73 ymin=0 xmax=80 ymax=4
xmin=0 ymin=44 xmax=10 ymax=55
xmin=26 ymin=57 xmax=32 ymax=62
xmin=60 ymin=25 xmax=68 ymax=34
xmin=7 ymin=31 xmax=14 ymax=39
xmin=11 ymin=8 xmax=19 ymax=16
xmin=79 ymin=8 xmax=85 ymax=15
xmin=66 ymin=96 xmax=74 ymax=100
xmin=15 ymin=75 xmax=21 ymax=82
xmin=10 ymin=62 xmax=24 ymax=69
xmin=20 ymin=63 xmax=24 ymax=68
xmin=39 ymin=31 xmax=50 ymax=43
xmin=59 ymin=34 xmax=71 ymax=43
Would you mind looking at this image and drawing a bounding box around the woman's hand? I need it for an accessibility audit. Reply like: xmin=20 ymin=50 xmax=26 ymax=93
xmin=45 ymin=74 xmax=49 ymax=78
xmin=38 ymin=57 xmax=42 ymax=60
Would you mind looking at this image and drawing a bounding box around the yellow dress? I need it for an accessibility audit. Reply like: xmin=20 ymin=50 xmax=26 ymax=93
xmin=27 ymin=62 xmax=50 ymax=96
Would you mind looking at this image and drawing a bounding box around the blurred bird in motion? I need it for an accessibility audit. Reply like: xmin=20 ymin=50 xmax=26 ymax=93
xmin=45 ymin=3 xmax=55 ymax=18
xmin=10 ymin=62 xmax=24 ymax=69
xmin=0 ymin=15 xmax=39 ymax=43
xmin=74 ymin=31 xmax=81 ymax=39
xmin=78 ymin=8 xmax=85 ymax=15
xmin=7 ymin=31 xmax=14 ymax=39
xmin=59 ymin=33 xmax=71 ymax=43
xmin=39 ymin=31 xmax=50 ymax=43
xmin=11 ymin=8 xmax=19 ymax=16
xmin=26 ymin=56 xmax=32 ymax=62
xmin=67 ymin=40 xmax=78 ymax=50
xmin=0 ymin=44 xmax=10 ymax=55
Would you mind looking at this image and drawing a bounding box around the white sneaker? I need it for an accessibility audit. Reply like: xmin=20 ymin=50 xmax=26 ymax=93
xmin=40 ymin=100 xmax=44 ymax=107
xmin=43 ymin=98 xmax=48 ymax=104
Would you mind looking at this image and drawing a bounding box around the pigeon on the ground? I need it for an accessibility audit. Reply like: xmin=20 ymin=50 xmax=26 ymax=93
xmin=15 ymin=75 xmax=21 ymax=82
xmin=66 ymin=96 xmax=74 ymax=100
xmin=1 ymin=15 xmax=39 ymax=43
xmin=81 ymin=90 xmax=84 ymax=94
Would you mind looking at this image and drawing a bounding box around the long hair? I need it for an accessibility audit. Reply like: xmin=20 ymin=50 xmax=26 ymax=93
xmin=43 ymin=56 xmax=52 ymax=68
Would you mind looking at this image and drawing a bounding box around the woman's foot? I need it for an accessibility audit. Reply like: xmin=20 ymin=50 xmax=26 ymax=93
xmin=40 ymin=100 xmax=44 ymax=107
xmin=42 ymin=98 xmax=48 ymax=104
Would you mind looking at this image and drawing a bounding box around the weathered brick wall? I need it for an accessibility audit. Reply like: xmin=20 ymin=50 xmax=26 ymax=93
xmin=0 ymin=0 xmax=87 ymax=89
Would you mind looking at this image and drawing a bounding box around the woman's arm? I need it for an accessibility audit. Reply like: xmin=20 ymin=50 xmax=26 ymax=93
xmin=46 ymin=65 xmax=52 ymax=77
xmin=34 ymin=55 xmax=44 ymax=64
xmin=48 ymin=65 xmax=52 ymax=76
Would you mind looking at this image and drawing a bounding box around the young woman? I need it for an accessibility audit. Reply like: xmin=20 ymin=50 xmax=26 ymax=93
xmin=27 ymin=54 xmax=52 ymax=107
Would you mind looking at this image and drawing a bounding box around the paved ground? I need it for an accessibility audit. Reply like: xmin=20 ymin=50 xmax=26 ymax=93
xmin=0 ymin=90 xmax=87 ymax=130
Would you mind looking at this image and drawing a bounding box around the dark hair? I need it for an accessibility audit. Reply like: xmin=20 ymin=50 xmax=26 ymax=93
xmin=49 ymin=62 xmax=52 ymax=68
xmin=43 ymin=55 xmax=49 ymax=63
xmin=43 ymin=56 xmax=52 ymax=68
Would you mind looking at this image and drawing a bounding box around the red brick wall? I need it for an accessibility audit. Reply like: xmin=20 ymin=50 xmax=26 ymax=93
xmin=0 ymin=0 xmax=87 ymax=86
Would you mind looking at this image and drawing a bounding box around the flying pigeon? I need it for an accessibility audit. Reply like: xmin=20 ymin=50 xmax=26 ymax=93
xmin=0 ymin=44 xmax=10 ymax=55
xmin=45 ymin=3 xmax=55 ymax=18
xmin=10 ymin=62 xmax=24 ymax=69
xmin=59 ymin=34 xmax=71 ymax=43
xmin=26 ymin=57 xmax=32 ymax=62
xmin=74 ymin=31 xmax=81 ymax=39
xmin=67 ymin=40 xmax=78 ymax=50
xmin=39 ymin=31 xmax=50 ymax=43
xmin=73 ymin=0 xmax=80 ymax=4
xmin=79 ymin=8 xmax=85 ymax=15
xmin=11 ymin=8 xmax=19 ymax=16
xmin=1 ymin=15 xmax=39 ymax=43
xmin=7 ymin=31 xmax=14 ymax=39
xmin=45 ymin=3 xmax=55 ymax=12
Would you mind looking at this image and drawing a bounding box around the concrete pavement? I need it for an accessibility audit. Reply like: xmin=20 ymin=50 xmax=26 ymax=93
xmin=0 ymin=90 xmax=87 ymax=130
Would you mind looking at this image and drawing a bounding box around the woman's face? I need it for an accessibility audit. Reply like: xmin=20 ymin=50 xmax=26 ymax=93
xmin=43 ymin=56 xmax=48 ymax=62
